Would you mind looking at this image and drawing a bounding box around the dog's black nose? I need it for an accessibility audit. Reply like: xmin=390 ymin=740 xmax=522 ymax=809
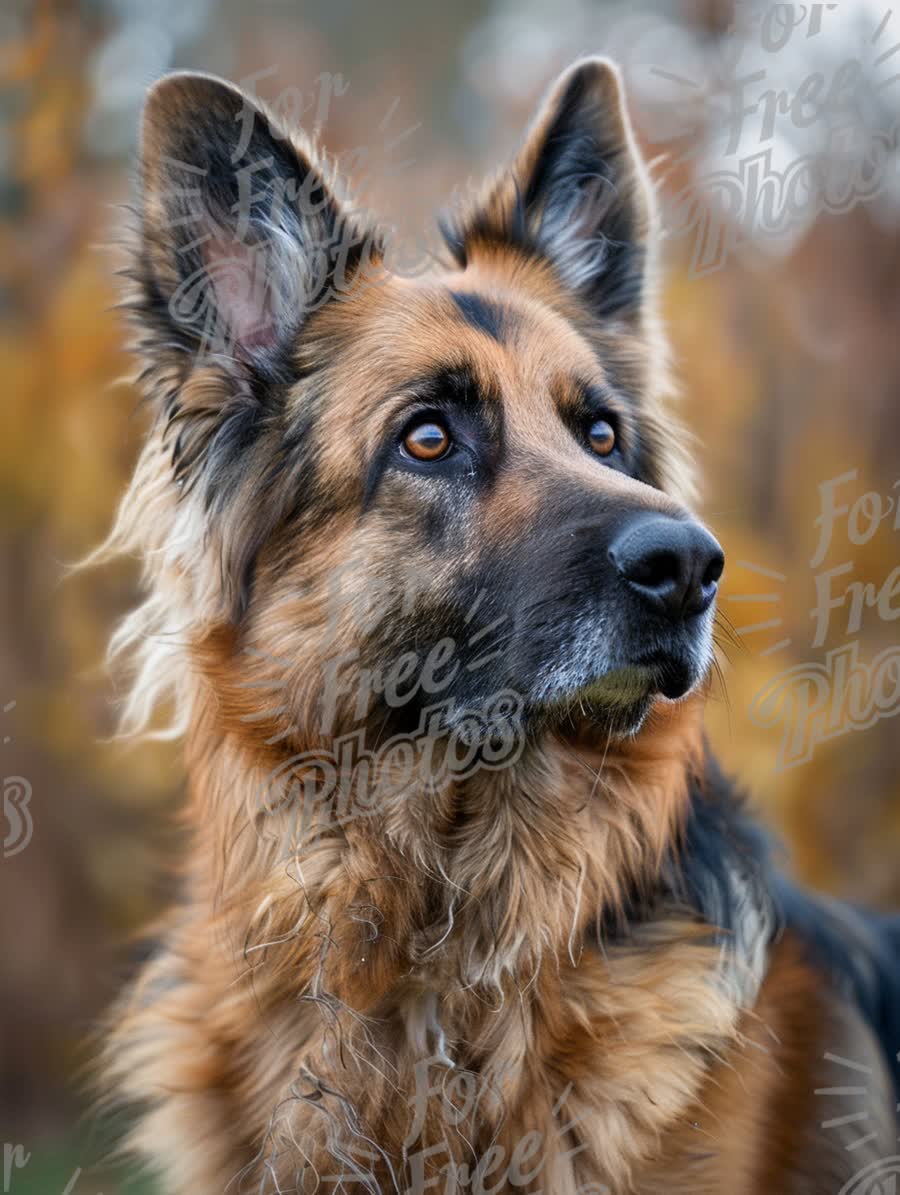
xmin=608 ymin=516 xmax=724 ymax=619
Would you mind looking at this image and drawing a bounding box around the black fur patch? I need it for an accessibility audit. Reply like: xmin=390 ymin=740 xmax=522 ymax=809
xmin=450 ymin=291 xmax=508 ymax=343
xmin=669 ymin=755 xmax=775 ymax=941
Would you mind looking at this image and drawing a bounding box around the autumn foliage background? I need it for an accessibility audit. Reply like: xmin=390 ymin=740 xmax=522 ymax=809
xmin=1 ymin=0 xmax=899 ymax=1189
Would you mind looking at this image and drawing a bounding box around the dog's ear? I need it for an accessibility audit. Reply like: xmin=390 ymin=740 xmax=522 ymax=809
xmin=134 ymin=71 xmax=376 ymax=370
xmin=120 ymin=74 xmax=382 ymax=625
xmin=445 ymin=58 xmax=654 ymax=321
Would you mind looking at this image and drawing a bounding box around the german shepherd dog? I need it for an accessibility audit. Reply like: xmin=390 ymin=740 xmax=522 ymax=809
xmin=100 ymin=59 xmax=900 ymax=1193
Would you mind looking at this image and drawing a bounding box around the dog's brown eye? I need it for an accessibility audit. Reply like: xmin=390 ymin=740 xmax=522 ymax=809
xmin=588 ymin=418 xmax=616 ymax=457
xmin=403 ymin=420 xmax=451 ymax=461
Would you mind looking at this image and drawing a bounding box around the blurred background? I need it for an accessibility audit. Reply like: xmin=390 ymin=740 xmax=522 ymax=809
xmin=1 ymin=0 xmax=899 ymax=1189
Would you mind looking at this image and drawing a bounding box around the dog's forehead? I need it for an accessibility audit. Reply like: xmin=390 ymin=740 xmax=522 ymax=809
xmin=299 ymin=263 xmax=609 ymax=421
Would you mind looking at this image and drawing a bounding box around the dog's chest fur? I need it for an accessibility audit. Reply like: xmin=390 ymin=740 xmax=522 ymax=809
xmin=106 ymin=700 xmax=897 ymax=1194
xmin=109 ymin=701 xmax=766 ymax=1195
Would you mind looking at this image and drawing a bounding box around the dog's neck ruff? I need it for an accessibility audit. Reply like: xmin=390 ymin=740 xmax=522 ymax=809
xmin=105 ymin=679 xmax=778 ymax=1195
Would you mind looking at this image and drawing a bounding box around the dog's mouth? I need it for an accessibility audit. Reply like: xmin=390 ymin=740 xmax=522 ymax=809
xmin=536 ymin=647 xmax=705 ymax=737
xmin=632 ymin=649 xmax=700 ymax=701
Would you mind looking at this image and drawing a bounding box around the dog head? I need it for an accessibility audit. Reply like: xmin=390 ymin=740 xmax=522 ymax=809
xmin=114 ymin=59 xmax=722 ymax=747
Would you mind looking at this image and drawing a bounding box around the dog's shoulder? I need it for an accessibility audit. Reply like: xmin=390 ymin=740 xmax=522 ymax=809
xmin=773 ymin=872 xmax=900 ymax=1099
xmin=675 ymin=751 xmax=900 ymax=1102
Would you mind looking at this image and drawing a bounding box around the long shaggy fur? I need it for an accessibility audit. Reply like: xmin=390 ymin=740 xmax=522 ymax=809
xmin=97 ymin=59 xmax=899 ymax=1195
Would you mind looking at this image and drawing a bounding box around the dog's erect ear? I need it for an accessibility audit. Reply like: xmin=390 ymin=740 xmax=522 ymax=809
xmin=135 ymin=72 xmax=376 ymax=368
xmin=445 ymin=58 xmax=654 ymax=321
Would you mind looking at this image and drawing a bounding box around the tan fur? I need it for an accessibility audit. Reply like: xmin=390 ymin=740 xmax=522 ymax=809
xmin=639 ymin=933 xmax=897 ymax=1194
xmin=96 ymin=59 xmax=890 ymax=1195
xmin=107 ymin=682 xmax=741 ymax=1193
